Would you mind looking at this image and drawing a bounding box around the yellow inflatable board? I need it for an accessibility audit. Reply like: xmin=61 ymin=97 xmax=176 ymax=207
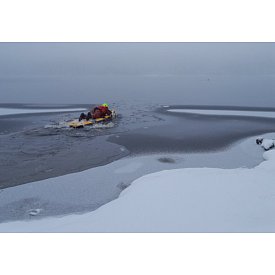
xmin=68 ymin=120 xmax=93 ymax=128
xmin=68 ymin=111 xmax=115 ymax=128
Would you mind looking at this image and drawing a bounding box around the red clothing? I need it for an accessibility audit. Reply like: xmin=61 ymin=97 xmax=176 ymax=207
xmin=92 ymin=105 xmax=111 ymax=119
xmin=98 ymin=106 xmax=111 ymax=116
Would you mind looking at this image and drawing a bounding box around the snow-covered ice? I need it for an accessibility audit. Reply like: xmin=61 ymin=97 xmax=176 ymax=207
xmin=168 ymin=109 xmax=275 ymax=118
xmin=261 ymin=139 xmax=275 ymax=150
xmin=0 ymin=107 xmax=86 ymax=116
xmin=1 ymin=133 xmax=275 ymax=232
xmin=256 ymin=137 xmax=275 ymax=150
xmin=115 ymin=162 xmax=144 ymax=174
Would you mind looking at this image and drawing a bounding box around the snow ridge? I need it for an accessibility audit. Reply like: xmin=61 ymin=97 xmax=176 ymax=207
xmin=1 ymin=145 xmax=275 ymax=232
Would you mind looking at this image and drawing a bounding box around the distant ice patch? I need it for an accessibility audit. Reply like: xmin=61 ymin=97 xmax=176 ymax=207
xmin=167 ymin=109 xmax=275 ymax=118
xmin=28 ymin=209 xmax=43 ymax=216
xmin=0 ymin=107 xmax=86 ymax=116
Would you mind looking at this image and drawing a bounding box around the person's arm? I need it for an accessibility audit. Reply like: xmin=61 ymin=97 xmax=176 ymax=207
xmin=92 ymin=107 xmax=99 ymax=113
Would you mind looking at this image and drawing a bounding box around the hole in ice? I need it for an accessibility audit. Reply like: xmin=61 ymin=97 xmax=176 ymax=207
xmin=157 ymin=157 xmax=176 ymax=163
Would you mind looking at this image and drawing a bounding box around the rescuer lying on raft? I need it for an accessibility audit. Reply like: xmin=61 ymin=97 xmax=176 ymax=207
xmin=79 ymin=103 xmax=112 ymax=121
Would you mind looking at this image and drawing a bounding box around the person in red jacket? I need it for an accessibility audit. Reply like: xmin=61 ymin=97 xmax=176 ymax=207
xmin=79 ymin=103 xmax=112 ymax=121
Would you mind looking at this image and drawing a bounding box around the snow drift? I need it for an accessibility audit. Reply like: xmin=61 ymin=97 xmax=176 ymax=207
xmin=256 ymin=137 xmax=275 ymax=151
xmin=1 ymin=148 xmax=275 ymax=232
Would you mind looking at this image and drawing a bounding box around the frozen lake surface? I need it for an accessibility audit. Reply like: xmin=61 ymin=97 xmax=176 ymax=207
xmin=1 ymin=133 xmax=275 ymax=232
xmin=1 ymin=103 xmax=275 ymax=224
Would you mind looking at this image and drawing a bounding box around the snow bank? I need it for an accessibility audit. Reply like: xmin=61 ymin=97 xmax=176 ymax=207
xmin=0 ymin=133 xmax=266 ymax=225
xmin=256 ymin=137 xmax=275 ymax=150
xmin=168 ymin=109 xmax=275 ymax=118
xmin=0 ymin=107 xmax=86 ymax=116
xmin=261 ymin=139 xmax=275 ymax=150
xmin=1 ymin=146 xmax=275 ymax=232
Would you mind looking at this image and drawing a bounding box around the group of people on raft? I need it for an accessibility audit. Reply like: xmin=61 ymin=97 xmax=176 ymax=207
xmin=79 ymin=103 xmax=112 ymax=121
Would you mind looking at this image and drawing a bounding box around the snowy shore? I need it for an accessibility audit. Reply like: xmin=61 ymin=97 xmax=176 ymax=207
xmin=0 ymin=134 xmax=275 ymax=232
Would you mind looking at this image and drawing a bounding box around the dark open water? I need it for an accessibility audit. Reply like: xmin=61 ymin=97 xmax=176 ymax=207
xmin=1 ymin=103 xmax=275 ymax=190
